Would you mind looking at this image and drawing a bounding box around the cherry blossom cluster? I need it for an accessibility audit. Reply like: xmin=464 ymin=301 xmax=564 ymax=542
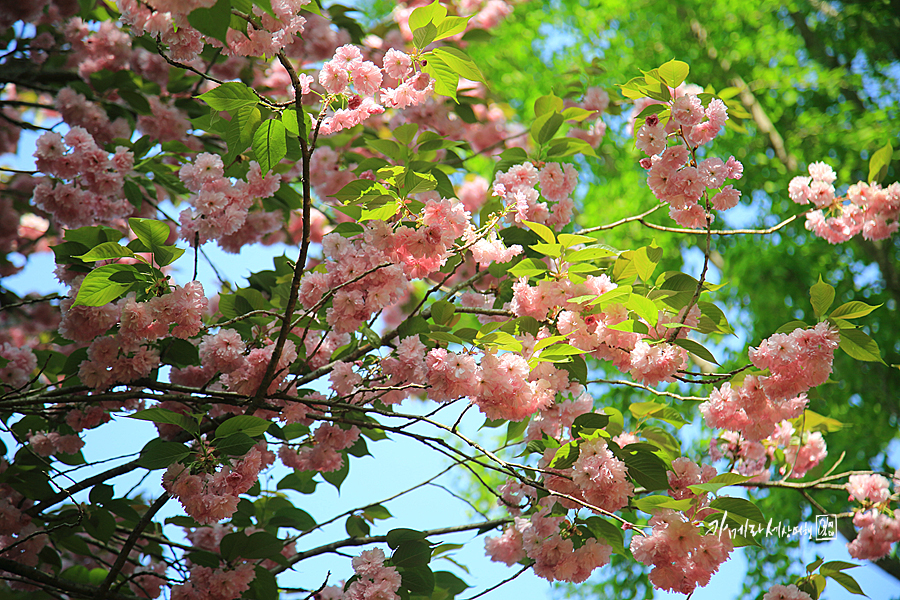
xmin=172 ymin=332 xmax=298 ymax=398
xmin=634 ymin=92 xmax=744 ymax=228
xmin=163 ymin=443 xmax=271 ymax=525
xmin=297 ymin=198 xmax=469 ymax=333
xmin=526 ymin=389 xmax=593 ymax=440
xmin=667 ymin=457 xmax=717 ymax=501
xmin=178 ymin=153 xmax=282 ymax=251
xmin=543 ymin=437 xmax=633 ymax=513
xmin=701 ymin=323 xmax=839 ymax=441
xmin=171 ymin=563 xmax=256 ymax=600
xmin=789 ymin=162 xmax=900 ymax=243
xmin=0 ymin=468 xmax=44 ymax=581
xmin=71 ymin=282 xmax=208 ymax=390
xmin=492 ymin=162 xmax=578 ymax=231
xmin=118 ymin=0 xmax=309 ymax=62
xmin=379 ymin=335 xmax=429 ymax=405
xmin=485 ymin=507 xmax=613 ymax=583
xmin=0 ymin=341 xmax=37 ymax=390
xmin=847 ymin=509 xmax=900 ymax=560
xmin=64 ymin=18 xmax=131 ymax=79
xmin=422 ymin=334 xmax=578 ymax=422
xmin=763 ymin=584 xmax=813 ymax=600
xmin=630 ymin=509 xmax=733 ymax=594
xmin=513 ymin=272 xmax=695 ymax=386
xmin=32 ymin=127 xmax=135 ymax=230
xmin=843 ymin=474 xmax=900 ymax=560
xmin=709 ymin=422 xmax=828 ymax=482
xmin=278 ymin=423 xmax=360 ymax=472
xmin=55 ymin=87 xmax=131 ymax=146
xmin=847 ymin=474 xmax=892 ymax=506
xmin=342 ymin=548 xmax=402 ymax=600
xmin=26 ymin=430 xmax=84 ymax=456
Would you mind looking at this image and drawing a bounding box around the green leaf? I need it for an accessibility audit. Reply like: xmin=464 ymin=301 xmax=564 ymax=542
xmin=839 ymin=328 xmax=884 ymax=363
xmin=506 ymin=419 xmax=529 ymax=442
xmin=826 ymin=572 xmax=866 ymax=596
xmin=829 ymin=301 xmax=881 ymax=320
xmin=708 ymin=496 xmax=765 ymax=527
xmin=657 ymin=59 xmax=690 ymax=88
xmin=400 ymin=565 xmax=435 ymax=596
xmin=431 ymin=46 xmax=486 ymax=84
xmin=129 ymin=407 xmax=199 ymax=435
xmin=422 ymin=55 xmax=459 ymax=102
xmin=215 ymin=415 xmax=272 ymax=439
xmin=430 ymin=300 xmax=457 ymax=326
xmin=277 ymin=471 xmax=317 ymax=494
xmin=626 ymin=294 xmax=658 ymax=326
xmin=583 ymin=517 xmax=626 ymax=555
xmin=187 ymin=0 xmax=231 ymax=44
xmin=819 ymin=561 xmax=859 ymax=573
xmin=154 ymin=244 xmax=185 ymax=268
xmin=364 ymin=504 xmax=393 ymax=521
xmin=628 ymin=401 xmax=687 ymax=427
xmin=571 ymin=413 xmax=610 ymax=438
xmin=632 ymin=495 xmax=694 ymax=513
xmin=225 ymin=105 xmax=261 ymax=161
xmin=558 ymin=233 xmax=596 ymax=249
xmin=523 ymin=220 xmax=555 ymax=244
xmin=253 ymin=120 xmax=287 ymax=175
xmin=687 ymin=473 xmax=753 ymax=496
xmin=633 ymin=244 xmax=662 ymax=283
xmin=249 ymin=567 xmax=279 ymax=600
xmin=548 ymin=440 xmax=580 ymax=469
xmin=796 ymin=409 xmax=844 ymax=433
xmin=618 ymin=447 xmax=670 ymax=490
xmin=129 ymin=218 xmax=170 ymax=251
xmin=508 ymin=258 xmax=548 ymax=278
xmin=531 ymin=110 xmax=564 ymax=145
xmin=387 ymin=529 xmax=428 ymax=549
xmin=672 ymin=338 xmax=720 ymax=365
xmin=537 ymin=343 xmax=587 ymax=363
xmin=322 ymin=456 xmax=350 ymax=491
xmin=409 ymin=0 xmax=447 ymax=30
xmin=434 ymin=15 xmax=470 ymax=41
xmin=138 ymin=439 xmax=191 ymax=470
xmin=220 ymin=531 xmax=283 ymax=560
xmin=75 ymin=242 xmax=137 ymax=262
xmin=213 ymin=432 xmax=256 ymax=457
xmin=868 ymin=141 xmax=893 ymax=184
xmin=269 ymin=507 xmax=317 ymax=531
xmin=72 ymin=264 xmax=134 ymax=307
xmin=346 ymin=515 xmax=370 ymax=537
xmin=775 ymin=320 xmax=809 ymax=335
xmin=434 ymin=571 xmax=470 ymax=596
xmin=392 ymin=540 xmax=432 ymax=568
xmin=413 ymin=22 xmax=438 ymax=49
xmin=534 ymin=94 xmax=564 ymax=117
xmin=810 ymin=276 xmax=835 ymax=319
xmin=198 ymin=82 xmax=259 ymax=112
xmin=560 ymin=106 xmax=596 ymax=122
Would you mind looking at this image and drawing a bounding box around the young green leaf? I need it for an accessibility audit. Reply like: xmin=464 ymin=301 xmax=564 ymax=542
xmin=253 ymin=119 xmax=287 ymax=175
xmin=810 ymin=276 xmax=835 ymax=318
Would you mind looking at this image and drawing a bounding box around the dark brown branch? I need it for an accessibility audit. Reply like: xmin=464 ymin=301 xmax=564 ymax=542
xmin=95 ymin=493 xmax=170 ymax=600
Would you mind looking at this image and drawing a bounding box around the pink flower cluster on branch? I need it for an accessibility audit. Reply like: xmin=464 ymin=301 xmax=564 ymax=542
xmin=790 ymin=162 xmax=900 ymax=243
xmin=702 ymin=323 xmax=839 ymax=442
xmin=33 ymin=127 xmax=134 ymax=230
xmin=634 ymin=89 xmax=744 ymax=228
xmin=485 ymin=507 xmax=613 ymax=583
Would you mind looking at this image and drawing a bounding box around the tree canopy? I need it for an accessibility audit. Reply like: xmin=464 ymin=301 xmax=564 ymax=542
xmin=0 ymin=1 xmax=898 ymax=599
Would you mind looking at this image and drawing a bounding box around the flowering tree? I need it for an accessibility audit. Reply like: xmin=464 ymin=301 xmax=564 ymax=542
xmin=0 ymin=1 xmax=898 ymax=600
